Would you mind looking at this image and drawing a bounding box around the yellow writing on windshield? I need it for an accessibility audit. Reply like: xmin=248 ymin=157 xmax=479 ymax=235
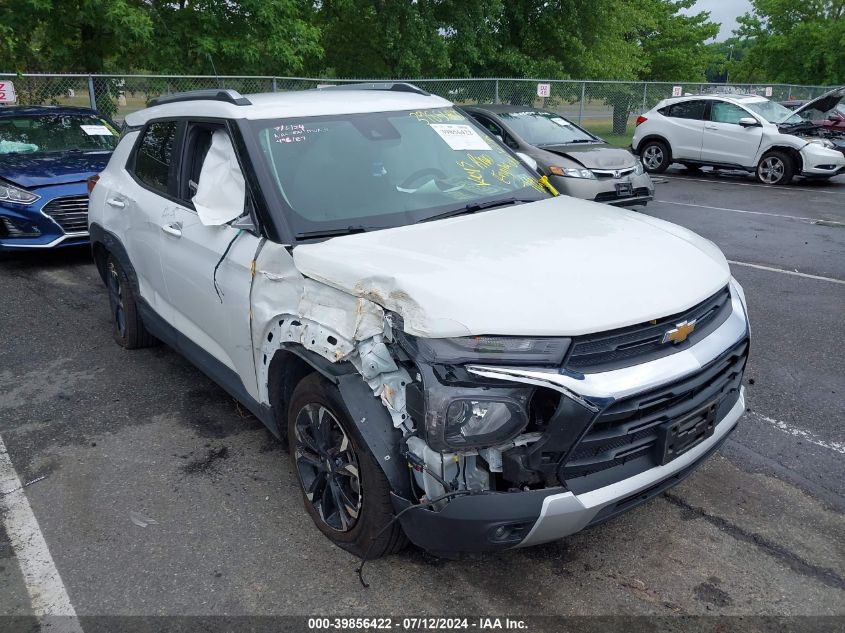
xmin=410 ymin=109 xmax=466 ymax=125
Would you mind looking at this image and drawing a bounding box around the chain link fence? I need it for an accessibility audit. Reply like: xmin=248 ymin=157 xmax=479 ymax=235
xmin=2 ymin=73 xmax=835 ymax=144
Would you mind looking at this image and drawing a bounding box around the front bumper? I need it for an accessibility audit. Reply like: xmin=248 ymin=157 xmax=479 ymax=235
xmin=549 ymin=172 xmax=655 ymax=206
xmin=799 ymin=143 xmax=845 ymax=177
xmin=396 ymin=282 xmax=748 ymax=556
xmin=0 ymin=182 xmax=89 ymax=251
xmin=394 ymin=391 xmax=742 ymax=556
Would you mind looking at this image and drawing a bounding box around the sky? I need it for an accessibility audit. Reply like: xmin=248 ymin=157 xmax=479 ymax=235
xmin=686 ymin=0 xmax=754 ymax=41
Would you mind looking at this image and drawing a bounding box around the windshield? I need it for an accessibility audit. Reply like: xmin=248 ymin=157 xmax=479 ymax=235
xmin=498 ymin=111 xmax=597 ymax=146
xmin=0 ymin=113 xmax=119 ymax=155
xmin=743 ymin=100 xmax=802 ymax=125
xmin=251 ymin=107 xmax=547 ymax=238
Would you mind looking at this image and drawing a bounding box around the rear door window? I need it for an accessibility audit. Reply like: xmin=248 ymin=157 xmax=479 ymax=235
xmin=132 ymin=121 xmax=178 ymax=195
xmin=668 ymin=100 xmax=707 ymax=120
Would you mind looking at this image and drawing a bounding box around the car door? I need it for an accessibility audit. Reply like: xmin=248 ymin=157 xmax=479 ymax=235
xmin=700 ymin=101 xmax=764 ymax=167
xmin=158 ymin=120 xmax=263 ymax=401
xmin=662 ymin=100 xmax=707 ymax=160
xmin=113 ymin=119 xmax=180 ymax=320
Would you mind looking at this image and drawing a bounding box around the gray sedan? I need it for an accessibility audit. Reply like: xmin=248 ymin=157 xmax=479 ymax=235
xmin=462 ymin=104 xmax=654 ymax=206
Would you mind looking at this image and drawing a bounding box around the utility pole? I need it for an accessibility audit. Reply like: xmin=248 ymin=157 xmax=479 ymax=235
xmin=725 ymin=44 xmax=735 ymax=84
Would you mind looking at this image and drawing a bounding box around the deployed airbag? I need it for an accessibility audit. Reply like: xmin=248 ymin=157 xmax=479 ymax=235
xmin=193 ymin=130 xmax=246 ymax=226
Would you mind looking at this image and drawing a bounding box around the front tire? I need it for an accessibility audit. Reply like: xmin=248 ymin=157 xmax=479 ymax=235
xmin=756 ymin=151 xmax=794 ymax=185
xmin=640 ymin=140 xmax=671 ymax=173
xmin=287 ymin=373 xmax=407 ymax=559
xmin=106 ymin=254 xmax=156 ymax=349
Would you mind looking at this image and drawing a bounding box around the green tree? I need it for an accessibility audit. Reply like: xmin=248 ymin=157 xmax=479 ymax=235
xmin=732 ymin=0 xmax=845 ymax=84
xmin=314 ymin=0 xmax=448 ymax=78
xmin=145 ymin=0 xmax=322 ymax=76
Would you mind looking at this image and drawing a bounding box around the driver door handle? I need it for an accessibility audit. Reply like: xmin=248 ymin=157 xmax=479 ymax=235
xmin=704 ymin=124 xmax=718 ymax=130
xmin=161 ymin=222 xmax=182 ymax=238
xmin=106 ymin=198 xmax=125 ymax=208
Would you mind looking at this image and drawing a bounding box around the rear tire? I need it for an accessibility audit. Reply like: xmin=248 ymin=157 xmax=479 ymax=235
xmin=287 ymin=373 xmax=407 ymax=559
xmin=640 ymin=140 xmax=671 ymax=173
xmin=756 ymin=151 xmax=794 ymax=185
xmin=106 ymin=254 xmax=156 ymax=349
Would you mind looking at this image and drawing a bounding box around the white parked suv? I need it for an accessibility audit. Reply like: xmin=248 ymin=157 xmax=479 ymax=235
xmin=88 ymin=84 xmax=750 ymax=558
xmin=632 ymin=93 xmax=845 ymax=184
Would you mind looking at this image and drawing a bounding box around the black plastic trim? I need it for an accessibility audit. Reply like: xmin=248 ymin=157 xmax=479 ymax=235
xmin=149 ymin=89 xmax=251 ymax=107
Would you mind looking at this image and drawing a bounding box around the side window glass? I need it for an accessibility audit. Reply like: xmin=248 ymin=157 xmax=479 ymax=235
xmin=710 ymin=102 xmax=748 ymax=125
xmin=474 ymin=115 xmax=504 ymax=138
xmin=668 ymin=100 xmax=706 ymax=120
xmin=132 ymin=121 xmax=177 ymax=193
xmin=180 ymin=123 xmax=223 ymax=203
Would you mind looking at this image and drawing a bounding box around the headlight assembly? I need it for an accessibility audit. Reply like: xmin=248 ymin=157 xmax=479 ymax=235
xmin=408 ymin=335 xmax=570 ymax=366
xmin=806 ymin=138 xmax=834 ymax=149
xmin=548 ymin=166 xmax=596 ymax=180
xmin=634 ymin=160 xmax=645 ymax=175
xmin=444 ymin=399 xmax=528 ymax=449
xmin=0 ymin=181 xmax=40 ymax=206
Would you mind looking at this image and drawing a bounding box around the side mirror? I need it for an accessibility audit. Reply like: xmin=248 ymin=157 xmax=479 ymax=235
xmin=738 ymin=117 xmax=759 ymax=128
xmin=494 ymin=134 xmax=504 ymax=143
xmin=515 ymin=152 xmax=538 ymax=171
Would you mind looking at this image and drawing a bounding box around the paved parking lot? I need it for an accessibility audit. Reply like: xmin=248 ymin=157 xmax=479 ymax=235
xmin=1 ymin=168 xmax=843 ymax=626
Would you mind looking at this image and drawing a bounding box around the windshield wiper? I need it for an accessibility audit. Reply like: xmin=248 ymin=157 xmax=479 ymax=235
xmin=295 ymin=225 xmax=374 ymax=240
xmin=418 ymin=197 xmax=536 ymax=223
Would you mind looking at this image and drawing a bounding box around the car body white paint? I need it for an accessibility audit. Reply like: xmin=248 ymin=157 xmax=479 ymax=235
xmin=633 ymin=94 xmax=845 ymax=176
xmin=293 ymin=196 xmax=730 ymax=338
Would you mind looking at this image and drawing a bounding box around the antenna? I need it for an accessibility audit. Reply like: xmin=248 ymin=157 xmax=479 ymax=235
xmin=206 ymin=53 xmax=224 ymax=89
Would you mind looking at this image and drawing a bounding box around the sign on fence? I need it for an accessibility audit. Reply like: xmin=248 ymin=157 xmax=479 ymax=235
xmin=672 ymin=86 xmax=683 ymax=97
xmin=765 ymin=86 xmax=773 ymax=97
xmin=537 ymin=83 xmax=551 ymax=98
xmin=0 ymin=80 xmax=16 ymax=104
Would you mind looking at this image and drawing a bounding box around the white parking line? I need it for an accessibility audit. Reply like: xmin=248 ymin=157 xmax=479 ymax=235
xmin=662 ymin=174 xmax=845 ymax=195
xmin=749 ymin=412 xmax=845 ymax=455
xmin=0 ymin=434 xmax=83 ymax=632
xmin=655 ymin=199 xmax=845 ymax=226
xmin=726 ymin=260 xmax=845 ymax=284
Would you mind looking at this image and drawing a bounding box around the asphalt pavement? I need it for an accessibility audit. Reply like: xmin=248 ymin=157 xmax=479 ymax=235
xmin=0 ymin=167 xmax=843 ymax=628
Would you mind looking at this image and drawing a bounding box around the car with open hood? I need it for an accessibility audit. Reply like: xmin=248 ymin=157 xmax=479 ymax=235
xmin=462 ymin=105 xmax=654 ymax=206
xmin=780 ymin=87 xmax=845 ymax=134
xmin=89 ymin=84 xmax=749 ymax=559
xmin=632 ymin=92 xmax=845 ymax=185
xmin=0 ymin=106 xmax=118 ymax=251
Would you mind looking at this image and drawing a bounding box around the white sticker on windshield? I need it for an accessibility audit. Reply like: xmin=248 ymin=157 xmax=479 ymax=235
xmin=551 ymin=117 xmax=572 ymax=127
xmin=80 ymin=125 xmax=114 ymax=136
xmin=430 ymin=124 xmax=490 ymax=151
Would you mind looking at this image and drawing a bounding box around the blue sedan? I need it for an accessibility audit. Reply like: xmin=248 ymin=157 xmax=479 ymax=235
xmin=0 ymin=106 xmax=118 ymax=251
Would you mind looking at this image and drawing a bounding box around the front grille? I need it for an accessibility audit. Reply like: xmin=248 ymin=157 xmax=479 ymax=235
xmin=558 ymin=337 xmax=748 ymax=484
xmin=565 ymin=286 xmax=732 ymax=372
xmin=42 ymin=196 xmax=89 ymax=234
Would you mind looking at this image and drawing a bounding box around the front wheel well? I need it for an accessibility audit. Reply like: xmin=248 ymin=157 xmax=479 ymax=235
xmin=91 ymin=241 xmax=109 ymax=286
xmin=267 ymin=350 xmax=316 ymax=444
xmin=761 ymin=146 xmax=802 ymax=172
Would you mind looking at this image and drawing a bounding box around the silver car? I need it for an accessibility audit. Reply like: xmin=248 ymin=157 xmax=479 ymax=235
xmin=463 ymin=105 xmax=654 ymax=205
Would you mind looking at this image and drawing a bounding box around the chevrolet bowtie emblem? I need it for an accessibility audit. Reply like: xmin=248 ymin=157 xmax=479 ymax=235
xmin=662 ymin=319 xmax=696 ymax=344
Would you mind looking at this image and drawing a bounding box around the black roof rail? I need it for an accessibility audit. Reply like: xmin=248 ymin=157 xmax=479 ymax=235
xmin=317 ymin=82 xmax=430 ymax=96
xmin=148 ymin=89 xmax=252 ymax=107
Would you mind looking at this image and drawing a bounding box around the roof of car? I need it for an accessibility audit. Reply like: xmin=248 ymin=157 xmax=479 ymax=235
xmin=0 ymin=105 xmax=99 ymax=117
xmin=124 ymin=88 xmax=453 ymax=127
xmin=662 ymin=93 xmax=768 ymax=105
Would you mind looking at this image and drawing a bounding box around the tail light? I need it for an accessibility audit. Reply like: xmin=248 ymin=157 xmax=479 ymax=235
xmin=635 ymin=115 xmax=648 ymax=127
xmin=87 ymin=174 xmax=100 ymax=194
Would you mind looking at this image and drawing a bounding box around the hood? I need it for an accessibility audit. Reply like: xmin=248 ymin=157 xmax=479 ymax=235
xmin=0 ymin=151 xmax=111 ymax=188
xmin=293 ymin=197 xmax=730 ymax=338
xmin=534 ymin=144 xmax=637 ymax=170
xmin=790 ymin=87 xmax=845 ymax=121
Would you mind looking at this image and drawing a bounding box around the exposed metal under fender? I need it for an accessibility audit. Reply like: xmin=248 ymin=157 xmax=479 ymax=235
xmin=251 ymin=241 xmax=413 ymax=433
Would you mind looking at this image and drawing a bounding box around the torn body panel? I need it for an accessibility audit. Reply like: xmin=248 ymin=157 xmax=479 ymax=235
xmin=250 ymin=241 xmax=412 ymax=432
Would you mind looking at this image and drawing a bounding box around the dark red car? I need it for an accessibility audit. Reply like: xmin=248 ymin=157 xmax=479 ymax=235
xmin=780 ymin=87 xmax=845 ymax=132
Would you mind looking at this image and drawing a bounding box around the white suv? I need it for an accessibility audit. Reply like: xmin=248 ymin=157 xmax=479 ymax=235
xmin=632 ymin=93 xmax=845 ymax=184
xmin=89 ymin=85 xmax=750 ymax=559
